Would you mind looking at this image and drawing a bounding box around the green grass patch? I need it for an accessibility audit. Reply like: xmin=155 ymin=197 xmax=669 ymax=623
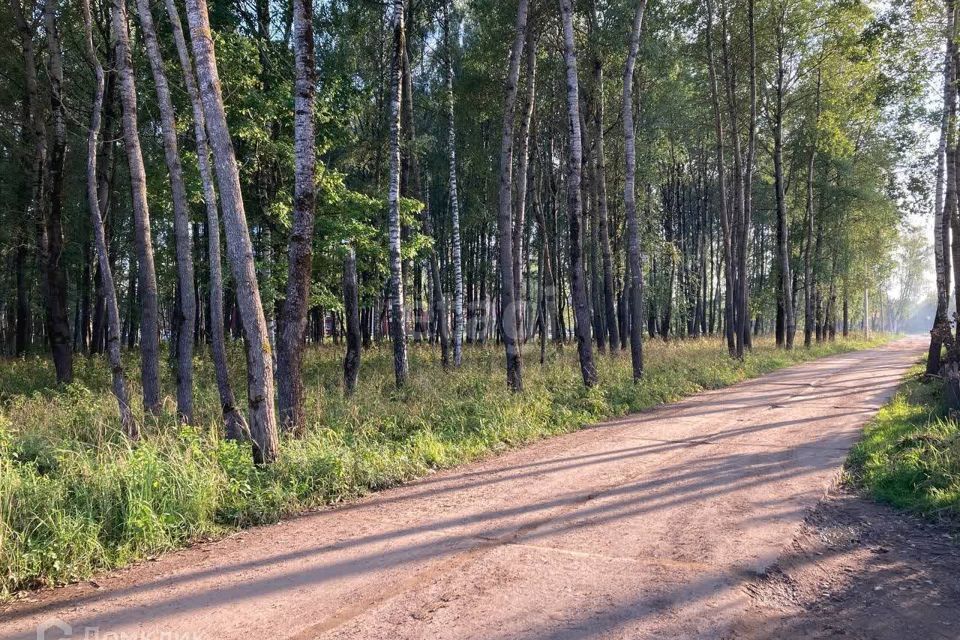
xmin=848 ymin=363 xmax=960 ymax=519
xmin=0 ymin=335 xmax=890 ymax=597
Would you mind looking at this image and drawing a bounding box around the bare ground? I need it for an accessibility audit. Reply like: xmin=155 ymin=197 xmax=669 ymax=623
xmin=737 ymin=487 xmax=960 ymax=639
xmin=3 ymin=337 xmax=957 ymax=639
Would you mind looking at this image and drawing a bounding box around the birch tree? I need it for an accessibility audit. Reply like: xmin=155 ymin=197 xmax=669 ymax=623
xmin=82 ymin=0 xmax=134 ymax=437
xmin=135 ymin=0 xmax=196 ymax=422
xmin=112 ymin=0 xmax=162 ymax=414
xmin=622 ymin=0 xmax=648 ymax=382
xmin=277 ymin=0 xmax=318 ymax=433
xmin=559 ymin=0 xmax=596 ymax=387
xmin=443 ymin=0 xmax=465 ymax=368
xmin=387 ymin=0 xmax=409 ymax=388
xmin=164 ymin=0 xmax=247 ymax=439
xmin=184 ymin=0 xmax=279 ymax=463
xmin=929 ymin=0 xmax=956 ymax=373
xmin=496 ymin=0 xmax=530 ymax=391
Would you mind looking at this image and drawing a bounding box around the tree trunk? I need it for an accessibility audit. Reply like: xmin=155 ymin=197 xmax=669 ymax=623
xmin=560 ymin=0 xmax=596 ymax=387
xmin=803 ymin=72 xmax=822 ymax=349
xmin=136 ymin=0 xmax=196 ymax=422
xmin=14 ymin=243 xmax=28 ymax=356
xmin=622 ymin=0 xmax=648 ymax=382
xmin=165 ymin=0 xmax=247 ymax=440
xmin=276 ymin=0 xmax=317 ymax=433
xmin=705 ymin=0 xmax=736 ymax=357
xmin=401 ymin=44 xmax=450 ymax=369
xmin=443 ymin=0 xmax=465 ymax=368
xmin=185 ymin=0 xmax=279 ymax=462
xmin=496 ymin=0 xmax=529 ymax=392
xmin=929 ymin=1 xmax=955 ymax=373
xmin=343 ymin=246 xmax=362 ymax=394
xmin=113 ymin=0 xmax=162 ymax=413
xmin=514 ymin=28 xmax=537 ymax=343
xmin=37 ymin=0 xmax=74 ymax=383
xmin=82 ymin=0 xmax=135 ymax=437
xmin=589 ymin=2 xmax=620 ymax=353
xmin=386 ymin=0 xmax=409 ymax=388
xmin=741 ymin=0 xmax=758 ymax=354
xmin=772 ymin=29 xmax=795 ymax=350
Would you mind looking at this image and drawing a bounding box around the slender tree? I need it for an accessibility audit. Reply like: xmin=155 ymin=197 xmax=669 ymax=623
xmin=443 ymin=0 xmax=465 ymax=368
xmin=164 ymin=0 xmax=247 ymax=439
xmin=559 ymin=0 xmax=596 ymax=387
xmin=803 ymin=70 xmax=822 ymax=349
xmin=588 ymin=0 xmax=620 ymax=353
xmin=623 ymin=0 xmax=648 ymax=382
xmin=706 ymin=0 xmax=736 ymax=356
xmin=8 ymin=0 xmax=44 ymax=362
xmin=184 ymin=0 xmax=279 ymax=463
xmin=277 ymin=0 xmax=318 ymax=433
xmin=929 ymin=0 xmax=956 ymax=372
xmin=343 ymin=245 xmax=361 ymax=394
xmin=514 ymin=27 xmax=538 ymax=341
xmin=496 ymin=0 xmax=530 ymax=391
xmin=113 ymin=0 xmax=162 ymax=414
xmin=387 ymin=0 xmax=409 ymax=387
xmin=82 ymin=0 xmax=134 ymax=437
xmin=771 ymin=2 xmax=795 ymax=349
xmin=39 ymin=0 xmax=73 ymax=384
xmin=136 ymin=0 xmax=196 ymax=422
xmin=401 ymin=46 xmax=450 ymax=368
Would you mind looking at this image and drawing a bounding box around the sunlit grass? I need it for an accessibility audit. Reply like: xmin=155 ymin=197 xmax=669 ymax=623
xmin=0 ymin=334 xmax=890 ymax=597
xmin=848 ymin=363 xmax=960 ymax=519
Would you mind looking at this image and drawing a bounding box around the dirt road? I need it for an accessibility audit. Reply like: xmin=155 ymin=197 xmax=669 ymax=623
xmin=2 ymin=338 xmax=941 ymax=640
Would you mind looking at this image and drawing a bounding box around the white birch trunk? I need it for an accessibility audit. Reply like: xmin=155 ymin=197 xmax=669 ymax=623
xmin=559 ymin=0 xmax=596 ymax=387
xmin=112 ymin=0 xmax=162 ymax=415
xmin=164 ymin=0 xmax=247 ymax=439
xmin=135 ymin=0 xmax=196 ymax=422
xmin=497 ymin=0 xmax=530 ymax=391
xmin=184 ymin=0 xmax=279 ymax=463
xmin=443 ymin=0 xmax=465 ymax=368
xmin=622 ymin=0 xmax=648 ymax=382
xmin=277 ymin=0 xmax=317 ymax=432
xmin=387 ymin=0 xmax=409 ymax=387
xmin=82 ymin=0 xmax=135 ymax=438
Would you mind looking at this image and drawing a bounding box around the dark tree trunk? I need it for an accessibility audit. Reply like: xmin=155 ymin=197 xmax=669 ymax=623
xmin=343 ymin=246 xmax=362 ymax=394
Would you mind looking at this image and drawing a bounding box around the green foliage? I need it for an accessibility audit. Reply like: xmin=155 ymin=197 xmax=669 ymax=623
xmin=848 ymin=365 xmax=960 ymax=518
xmin=0 ymin=337 xmax=889 ymax=597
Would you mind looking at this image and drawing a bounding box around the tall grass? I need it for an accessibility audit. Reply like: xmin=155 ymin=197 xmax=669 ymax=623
xmin=0 ymin=335 xmax=889 ymax=597
xmin=848 ymin=364 xmax=960 ymax=519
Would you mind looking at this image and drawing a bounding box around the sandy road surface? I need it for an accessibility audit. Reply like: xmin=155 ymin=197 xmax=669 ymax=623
xmin=0 ymin=339 xmax=925 ymax=639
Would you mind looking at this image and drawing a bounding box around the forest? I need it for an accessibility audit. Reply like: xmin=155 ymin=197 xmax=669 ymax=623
xmin=0 ymin=0 xmax=943 ymax=597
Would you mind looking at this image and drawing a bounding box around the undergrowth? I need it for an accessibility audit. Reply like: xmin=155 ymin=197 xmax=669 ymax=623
xmin=848 ymin=363 xmax=960 ymax=520
xmin=0 ymin=335 xmax=889 ymax=597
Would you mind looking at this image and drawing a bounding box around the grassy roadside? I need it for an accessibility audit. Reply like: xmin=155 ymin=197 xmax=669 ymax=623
xmin=0 ymin=336 xmax=890 ymax=597
xmin=847 ymin=363 xmax=960 ymax=520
